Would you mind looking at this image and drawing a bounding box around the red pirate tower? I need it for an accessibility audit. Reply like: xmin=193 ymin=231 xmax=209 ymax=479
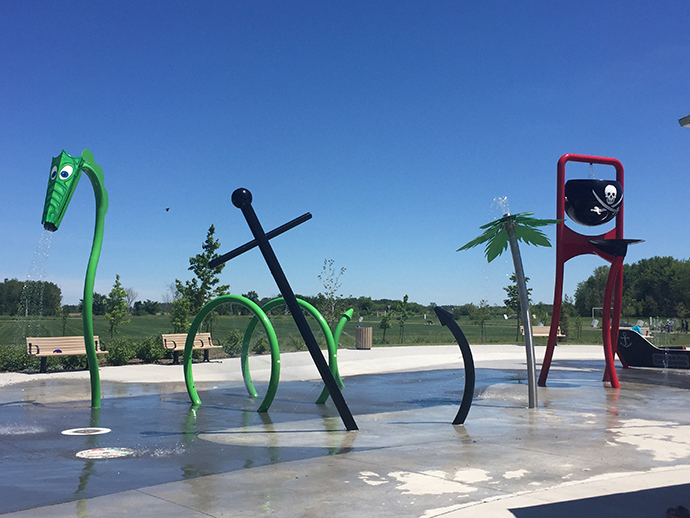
xmin=538 ymin=154 xmax=641 ymax=388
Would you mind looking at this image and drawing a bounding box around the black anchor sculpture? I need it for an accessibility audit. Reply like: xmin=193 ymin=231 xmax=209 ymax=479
xmin=209 ymin=188 xmax=358 ymax=431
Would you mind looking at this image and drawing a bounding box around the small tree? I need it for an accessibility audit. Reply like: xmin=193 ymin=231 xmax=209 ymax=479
xmin=243 ymin=291 xmax=260 ymax=304
xmin=317 ymin=259 xmax=346 ymax=326
xmin=175 ymin=225 xmax=230 ymax=314
xmin=396 ymin=295 xmax=410 ymax=343
xmin=133 ymin=299 xmax=161 ymax=316
xmin=106 ymin=274 xmax=130 ymax=338
xmin=358 ymin=296 xmax=373 ymax=316
xmin=559 ymin=309 xmax=570 ymax=341
xmin=469 ymin=300 xmax=491 ymax=342
xmin=170 ymin=297 xmax=191 ymax=333
xmin=59 ymin=305 xmax=68 ymax=336
xmin=379 ymin=311 xmax=393 ymax=343
xmin=560 ymin=294 xmax=576 ymax=341
xmin=574 ymin=314 xmax=583 ymax=340
xmin=125 ymin=287 xmax=138 ymax=314
xmin=174 ymin=225 xmax=230 ymax=330
xmin=80 ymin=293 xmax=107 ymax=316
xmin=504 ymin=273 xmax=531 ymax=341
xmin=532 ymin=302 xmax=549 ymax=326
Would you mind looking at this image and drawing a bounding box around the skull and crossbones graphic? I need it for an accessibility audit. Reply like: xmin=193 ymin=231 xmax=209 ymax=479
xmin=591 ymin=184 xmax=623 ymax=216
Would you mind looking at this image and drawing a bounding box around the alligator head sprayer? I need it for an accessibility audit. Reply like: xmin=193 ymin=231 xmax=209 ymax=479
xmin=42 ymin=149 xmax=108 ymax=408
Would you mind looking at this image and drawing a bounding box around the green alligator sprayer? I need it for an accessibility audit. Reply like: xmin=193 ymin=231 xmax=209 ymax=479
xmin=42 ymin=149 xmax=108 ymax=408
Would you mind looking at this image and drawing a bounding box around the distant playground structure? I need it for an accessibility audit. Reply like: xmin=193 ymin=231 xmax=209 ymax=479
xmin=616 ymin=328 xmax=690 ymax=370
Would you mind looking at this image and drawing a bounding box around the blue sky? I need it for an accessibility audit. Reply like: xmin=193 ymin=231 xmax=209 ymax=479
xmin=1 ymin=1 xmax=688 ymax=308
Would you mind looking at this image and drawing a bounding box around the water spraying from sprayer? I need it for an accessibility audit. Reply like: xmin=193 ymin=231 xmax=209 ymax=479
xmin=493 ymin=196 xmax=510 ymax=216
xmin=13 ymin=229 xmax=54 ymax=346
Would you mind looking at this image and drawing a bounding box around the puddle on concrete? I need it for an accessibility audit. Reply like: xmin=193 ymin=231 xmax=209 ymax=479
xmin=0 ymin=423 xmax=46 ymax=435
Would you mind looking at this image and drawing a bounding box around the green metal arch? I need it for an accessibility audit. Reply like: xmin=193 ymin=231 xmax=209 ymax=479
xmin=184 ymin=294 xmax=281 ymax=412
xmin=242 ymin=298 xmax=344 ymax=404
xmin=333 ymin=309 xmax=353 ymax=349
xmin=315 ymin=308 xmax=353 ymax=404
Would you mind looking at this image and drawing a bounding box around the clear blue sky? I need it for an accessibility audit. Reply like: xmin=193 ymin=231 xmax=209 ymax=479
xmin=1 ymin=1 xmax=688 ymax=308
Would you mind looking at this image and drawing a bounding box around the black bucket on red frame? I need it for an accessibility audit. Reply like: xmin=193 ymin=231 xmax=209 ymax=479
xmin=565 ymin=179 xmax=622 ymax=226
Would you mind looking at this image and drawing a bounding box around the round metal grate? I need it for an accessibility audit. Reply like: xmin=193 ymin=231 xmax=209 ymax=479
xmin=62 ymin=427 xmax=111 ymax=436
xmin=76 ymin=447 xmax=134 ymax=459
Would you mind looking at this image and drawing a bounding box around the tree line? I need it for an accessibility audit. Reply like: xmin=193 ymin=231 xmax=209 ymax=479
xmin=574 ymin=256 xmax=690 ymax=319
xmin=0 ymin=278 xmax=62 ymax=316
xmin=4 ymin=250 xmax=689 ymax=330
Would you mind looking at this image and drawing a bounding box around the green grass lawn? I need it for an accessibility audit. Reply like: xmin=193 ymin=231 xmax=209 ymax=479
xmin=3 ymin=312 xmax=690 ymax=348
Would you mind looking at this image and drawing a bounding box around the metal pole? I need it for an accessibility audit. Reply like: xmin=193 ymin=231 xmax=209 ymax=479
xmin=505 ymin=223 xmax=538 ymax=408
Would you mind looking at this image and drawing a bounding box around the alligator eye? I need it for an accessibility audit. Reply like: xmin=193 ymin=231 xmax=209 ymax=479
xmin=50 ymin=166 xmax=57 ymax=179
xmin=59 ymin=165 xmax=74 ymax=180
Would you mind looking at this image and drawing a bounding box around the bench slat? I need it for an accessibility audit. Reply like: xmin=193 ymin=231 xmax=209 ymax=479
xmin=161 ymin=333 xmax=221 ymax=351
xmin=161 ymin=333 xmax=221 ymax=365
xmin=520 ymin=326 xmax=565 ymax=338
xmin=26 ymin=336 xmax=104 ymax=357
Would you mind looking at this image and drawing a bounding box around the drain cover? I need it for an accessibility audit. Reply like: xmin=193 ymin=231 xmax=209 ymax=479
xmin=62 ymin=427 xmax=111 ymax=436
xmin=76 ymin=447 xmax=134 ymax=459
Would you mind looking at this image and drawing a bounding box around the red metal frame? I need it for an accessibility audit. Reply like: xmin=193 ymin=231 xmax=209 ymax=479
xmin=538 ymin=154 xmax=626 ymax=388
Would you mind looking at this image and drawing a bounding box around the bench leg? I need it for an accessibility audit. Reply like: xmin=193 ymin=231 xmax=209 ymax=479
xmin=204 ymin=349 xmax=210 ymax=362
xmin=40 ymin=357 xmax=47 ymax=373
xmin=173 ymin=351 xmax=180 ymax=365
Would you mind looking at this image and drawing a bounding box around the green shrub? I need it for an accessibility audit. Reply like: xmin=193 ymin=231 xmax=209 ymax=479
xmin=282 ymin=334 xmax=306 ymax=352
xmin=44 ymin=356 xmax=63 ymax=371
xmin=136 ymin=335 xmax=166 ymax=363
xmin=0 ymin=344 xmax=38 ymax=372
xmin=252 ymin=337 xmax=268 ymax=355
xmin=105 ymin=337 xmax=137 ymax=366
xmin=222 ymin=329 xmax=243 ymax=357
xmin=59 ymin=355 xmax=88 ymax=370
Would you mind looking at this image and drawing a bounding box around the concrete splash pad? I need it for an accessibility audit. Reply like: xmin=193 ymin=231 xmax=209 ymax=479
xmin=1 ymin=345 xmax=690 ymax=517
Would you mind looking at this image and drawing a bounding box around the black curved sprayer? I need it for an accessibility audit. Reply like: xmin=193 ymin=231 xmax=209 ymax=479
xmin=434 ymin=307 xmax=475 ymax=425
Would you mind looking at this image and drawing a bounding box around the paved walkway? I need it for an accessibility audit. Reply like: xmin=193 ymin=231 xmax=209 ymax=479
xmin=1 ymin=345 xmax=690 ymax=517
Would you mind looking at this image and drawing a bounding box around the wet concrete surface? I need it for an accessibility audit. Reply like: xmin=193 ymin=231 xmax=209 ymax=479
xmin=1 ymin=345 xmax=690 ymax=517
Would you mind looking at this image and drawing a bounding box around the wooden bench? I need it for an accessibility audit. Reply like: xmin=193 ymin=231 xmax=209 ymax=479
xmin=521 ymin=325 xmax=565 ymax=339
xmin=161 ymin=333 xmax=221 ymax=364
xmin=26 ymin=336 xmax=105 ymax=373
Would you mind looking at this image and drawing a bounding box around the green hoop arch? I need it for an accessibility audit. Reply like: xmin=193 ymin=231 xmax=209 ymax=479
xmin=315 ymin=308 xmax=353 ymax=404
xmin=184 ymin=294 xmax=280 ymax=412
xmin=333 ymin=309 xmax=353 ymax=349
xmin=242 ymin=298 xmax=344 ymax=404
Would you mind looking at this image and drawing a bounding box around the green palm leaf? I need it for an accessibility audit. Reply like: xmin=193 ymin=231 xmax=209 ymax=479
xmin=458 ymin=211 xmax=561 ymax=262
xmin=478 ymin=213 xmax=522 ymax=230
xmin=513 ymin=225 xmax=552 ymax=248
xmin=457 ymin=225 xmax=501 ymax=251
xmin=485 ymin=230 xmax=510 ymax=262
xmin=513 ymin=215 xmax=561 ymax=228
